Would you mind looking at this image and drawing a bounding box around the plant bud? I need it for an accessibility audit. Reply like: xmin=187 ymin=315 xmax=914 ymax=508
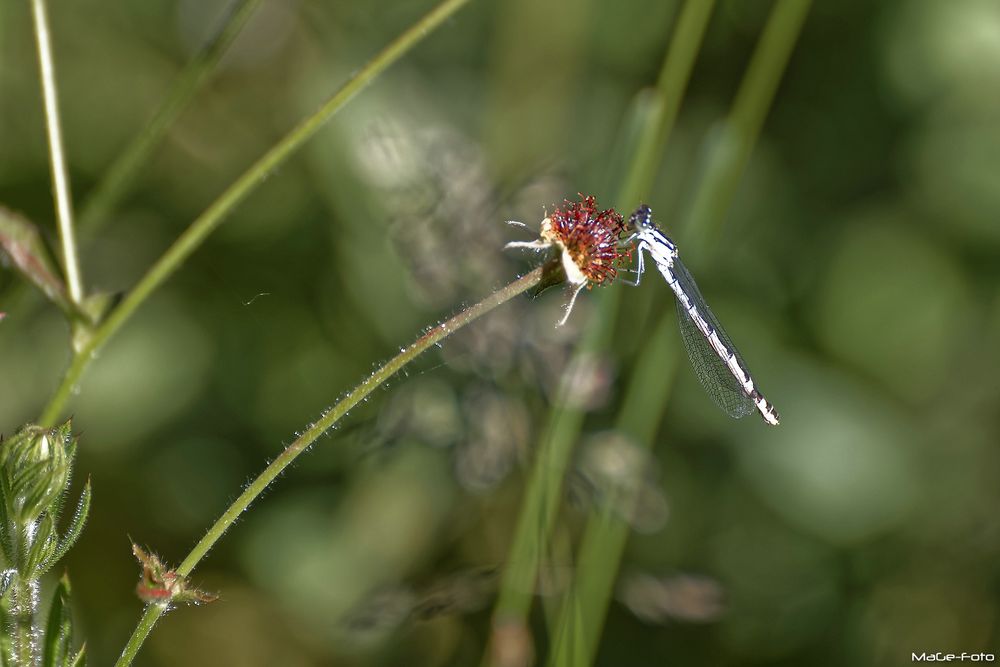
xmin=0 ymin=420 xmax=75 ymax=525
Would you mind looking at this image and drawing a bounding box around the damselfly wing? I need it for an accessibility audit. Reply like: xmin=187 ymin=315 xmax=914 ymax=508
xmin=628 ymin=205 xmax=780 ymax=426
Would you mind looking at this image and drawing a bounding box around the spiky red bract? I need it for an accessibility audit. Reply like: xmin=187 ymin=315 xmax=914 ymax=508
xmin=544 ymin=195 xmax=629 ymax=286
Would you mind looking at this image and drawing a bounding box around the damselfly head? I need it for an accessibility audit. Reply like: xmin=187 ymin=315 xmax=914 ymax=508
xmin=628 ymin=204 xmax=655 ymax=231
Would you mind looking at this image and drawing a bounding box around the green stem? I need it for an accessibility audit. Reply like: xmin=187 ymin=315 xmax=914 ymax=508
xmin=77 ymin=0 xmax=262 ymax=236
xmin=485 ymin=2 xmax=714 ymax=664
xmin=548 ymin=315 xmax=677 ymax=667
xmin=490 ymin=335 xmax=606 ymax=621
xmin=9 ymin=576 xmax=40 ymax=667
xmin=540 ymin=4 xmax=714 ymax=666
xmin=114 ymin=266 xmax=543 ymax=667
xmin=621 ymin=0 xmax=717 ymax=202
xmin=683 ymin=0 xmax=812 ymax=252
xmin=31 ymin=0 xmax=83 ymax=305
xmin=485 ymin=4 xmax=711 ymax=650
xmin=37 ymin=0 xmax=474 ymax=428
xmin=549 ymin=2 xmax=812 ymax=665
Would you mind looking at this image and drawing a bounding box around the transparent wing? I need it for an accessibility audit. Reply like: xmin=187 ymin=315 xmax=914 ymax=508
xmin=670 ymin=258 xmax=755 ymax=419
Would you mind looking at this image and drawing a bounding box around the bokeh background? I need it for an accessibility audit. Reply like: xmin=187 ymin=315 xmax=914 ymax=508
xmin=2 ymin=0 xmax=1000 ymax=665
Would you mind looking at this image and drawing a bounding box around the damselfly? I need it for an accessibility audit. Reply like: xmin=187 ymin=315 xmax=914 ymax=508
xmin=627 ymin=205 xmax=780 ymax=426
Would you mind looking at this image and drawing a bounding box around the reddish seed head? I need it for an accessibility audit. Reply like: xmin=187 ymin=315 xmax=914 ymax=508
xmin=541 ymin=195 xmax=629 ymax=286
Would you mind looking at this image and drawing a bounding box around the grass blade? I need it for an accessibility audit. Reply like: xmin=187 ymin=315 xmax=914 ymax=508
xmin=44 ymin=478 xmax=92 ymax=573
xmin=683 ymin=0 xmax=813 ymax=253
xmin=77 ymin=0 xmax=263 ymax=236
xmin=550 ymin=2 xmax=812 ymax=664
xmin=42 ymin=573 xmax=73 ymax=667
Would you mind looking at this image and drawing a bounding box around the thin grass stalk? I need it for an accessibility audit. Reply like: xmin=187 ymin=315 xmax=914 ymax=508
xmin=547 ymin=316 xmax=677 ymax=667
xmin=683 ymin=0 xmax=813 ymax=253
xmin=31 ymin=0 xmax=83 ymax=305
xmin=114 ymin=266 xmax=544 ymax=667
xmin=485 ymin=7 xmax=701 ymax=654
xmin=541 ymin=1 xmax=715 ymax=662
xmin=621 ymin=0 xmax=718 ymax=201
xmin=548 ymin=2 xmax=812 ymax=665
xmin=37 ymin=0 xmax=474 ymax=428
xmin=77 ymin=0 xmax=262 ymax=236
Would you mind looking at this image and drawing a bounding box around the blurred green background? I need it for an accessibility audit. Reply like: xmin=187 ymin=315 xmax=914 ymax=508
xmin=2 ymin=0 xmax=1000 ymax=665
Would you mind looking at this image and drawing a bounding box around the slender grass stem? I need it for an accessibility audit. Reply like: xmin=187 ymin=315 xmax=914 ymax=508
xmin=114 ymin=266 xmax=544 ymax=667
xmin=31 ymin=0 xmax=83 ymax=305
xmin=621 ymin=0 xmax=717 ymax=202
xmin=549 ymin=3 xmax=811 ymax=665
xmin=77 ymin=0 xmax=262 ymax=236
xmin=37 ymin=0 xmax=474 ymax=428
xmin=486 ymin=3 xmax=715 ymax=664
xmin=487 ymin=36 xmax=689 ymax=667
xmin=683 ymin=0 xmax=812 ymax=252
xmin=548 ymin=316 xmax=677 ymax=667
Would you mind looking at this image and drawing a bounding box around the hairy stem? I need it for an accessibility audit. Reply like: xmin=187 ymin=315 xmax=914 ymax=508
xmin=114 ymin=265 xmax=543 ymax=667
xmin=77 ymin=0 xmax=262 ymax=236
xmin=38 ymin=0 xmax=474 ymax=428
xmin=9 ymin=576 xmax=40 ymax=667
xmin=31 ymin=0 xmax=82 ymax=305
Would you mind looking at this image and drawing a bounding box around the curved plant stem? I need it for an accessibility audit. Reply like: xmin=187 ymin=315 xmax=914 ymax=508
xmin=37 ymin=0 xmax=474 ymax=428
xmin=77 ymin=0 xmax=262 ymax=236
xmin=114 ymin=265 xmax=543 ymax=667
xmin=31 ymin=0 xmax=83 ymax=305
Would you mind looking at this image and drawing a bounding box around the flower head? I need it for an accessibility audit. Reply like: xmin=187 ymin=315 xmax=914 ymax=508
xmin=540 ymin=195 xmax=628 ymax=286
xmin=506 ymin=194 xmax=630 ymax=325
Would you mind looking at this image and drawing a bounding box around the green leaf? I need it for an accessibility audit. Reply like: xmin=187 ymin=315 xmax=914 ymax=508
xmin=42 ymin=573 xmax=73 ymax=667
xmin=0 ymin=474 xmax=14 ymax=563
xmin=24 ymin=513 xmax=58 ymax=576
xmin=68 ymin=644 xmax=86 ymax=667
xmin=15 ymin=466 xmax=65 ymax=524
xmin=44 ymin=420 xmax=78 ymax=524
xmin=45 ymin=480 xmax=91 ymax=572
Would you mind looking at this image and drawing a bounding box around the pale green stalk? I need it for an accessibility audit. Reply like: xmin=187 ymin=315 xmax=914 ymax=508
xmin=38 ymin=0 xmax=474 ymax=428
xmin=622 ymin=0 xmax=718 ymax=201
xmin=549 ymin=2 xmax=811 ymax=665
xmin=485 ymin=0 xmax=713 ymax=652
xmin=547 ymin=316 xmax=677 ymax=667
xmin=683 ymin=0 xmax=813 ymax=252
xmin=31 ymin=0 xmax=82 ymax=305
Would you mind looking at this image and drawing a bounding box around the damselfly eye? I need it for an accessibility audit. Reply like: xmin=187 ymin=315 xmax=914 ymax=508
xmin=628 ymin=205 xmax=654 ymax=229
